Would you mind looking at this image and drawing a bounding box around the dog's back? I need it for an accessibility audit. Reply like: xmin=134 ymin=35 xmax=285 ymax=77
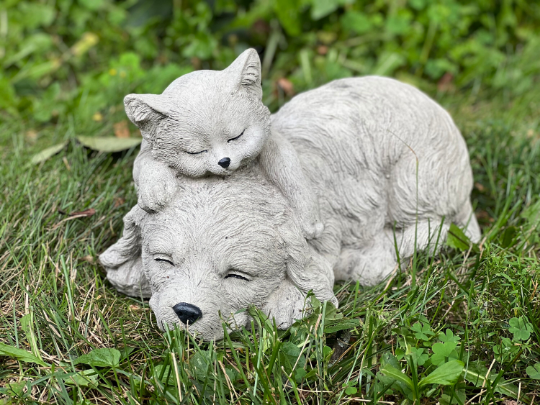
xmin=272 ymin=76 xmax=479 ymax=282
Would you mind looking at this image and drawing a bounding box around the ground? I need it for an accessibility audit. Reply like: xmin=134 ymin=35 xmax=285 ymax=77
xmin=0 ymin=89 xmax=539 ymax=404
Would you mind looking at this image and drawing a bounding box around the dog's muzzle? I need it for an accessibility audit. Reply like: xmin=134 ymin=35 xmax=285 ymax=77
xmin=172 ymin=302 xmax=202 ymax=324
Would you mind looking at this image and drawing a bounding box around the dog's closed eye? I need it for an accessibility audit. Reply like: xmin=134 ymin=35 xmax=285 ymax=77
xmin=154 ymin=256 xmax=174 ymax=266
xmin=186 ymin=149 xmax=208 ymax=155
xmin=224 ymin=270 xmax=250 ymax=281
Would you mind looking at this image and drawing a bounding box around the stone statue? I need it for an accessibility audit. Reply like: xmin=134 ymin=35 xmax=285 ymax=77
xmin=100 ymin=49 xmax=480 ymax=340
xmin=124 ymin=49 xmax=323 ymax=239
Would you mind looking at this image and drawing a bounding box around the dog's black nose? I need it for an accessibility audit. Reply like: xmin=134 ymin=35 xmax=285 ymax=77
xmin=172 ymin=302 xmax=202 ymax=325
xmin=218 ymin=157 xmax=231 ymax=168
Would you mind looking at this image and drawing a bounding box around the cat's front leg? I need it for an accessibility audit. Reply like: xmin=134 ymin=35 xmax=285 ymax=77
xmin=137 ymin=158 xmax=177 ymax=213
xmin=260 ymin=130 xmax=324 ymax=239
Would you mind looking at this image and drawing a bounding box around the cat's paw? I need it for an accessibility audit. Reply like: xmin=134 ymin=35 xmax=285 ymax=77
xmin=137 ymin=167 xmax=177 ymax=212
xmin=301 ymin=218 xmax=324 ymax=240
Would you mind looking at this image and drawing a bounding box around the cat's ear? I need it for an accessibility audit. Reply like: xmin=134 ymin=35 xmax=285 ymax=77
xmin=225 ymin=48 xmax=262 ymax=100
xmin=124 ymin=94 xmax=172 ymax=139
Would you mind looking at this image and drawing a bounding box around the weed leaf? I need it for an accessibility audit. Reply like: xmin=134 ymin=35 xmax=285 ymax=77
xmin=30 ymin=142 xmax=67 ymax=164
xmin=411 ymin=322 xmax=434 ymax=340
xmin=0 ymin=342 xmax=49 ymax=367
xmin=76 ymin=136 xmax=141 ymax=152
xmin=508 ymin=316 xmax=533 ymax=341
xmin=379 ymin=364 xmax=413 ymax=389
xmin=62 ymin=370 xmax=99 ymax=387
xmin=526 ymin=363 xmax=540 ymax=379
xmin=464 ymin=362 xmax=519 ymax=398
xmin=447 ymin=223 xmax=471 ymax=251
xmin=73 ymin=348 xmax=120 ymax=368
xmin=439 ymin=329 xmax=460 ymax=343
xmin=419 ymin=360 xmax=464 ymax=387
xmin=431 ymin=342 xmax=458 ymax=366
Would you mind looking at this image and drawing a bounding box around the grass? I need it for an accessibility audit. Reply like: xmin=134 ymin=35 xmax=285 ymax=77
xmin=0 ymin=88 xmax=540 ymax=404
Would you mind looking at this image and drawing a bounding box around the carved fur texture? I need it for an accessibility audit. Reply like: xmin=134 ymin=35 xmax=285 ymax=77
xmin=125 ymin=49 xmax=322 ymax=238
xmin=101 ymin=74 xmax=480 ymax=341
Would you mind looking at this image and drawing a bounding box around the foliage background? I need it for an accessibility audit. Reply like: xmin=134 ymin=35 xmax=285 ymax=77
xmin=2 ymin=0 xmax=540 ymax=125
xmin=1 ymin=0 xmax=540 ymax=404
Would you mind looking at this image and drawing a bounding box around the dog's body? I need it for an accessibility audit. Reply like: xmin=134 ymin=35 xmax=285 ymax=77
xmin=273 ymin=76 xmax=480 ymax=284
xmin=101 ymin=74 xmax=480 ymax=340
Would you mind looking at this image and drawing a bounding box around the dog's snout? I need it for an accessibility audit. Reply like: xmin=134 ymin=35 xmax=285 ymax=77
xmin=218 ymin=157 xmax=231 ymax=168
xmin=172 ymin=302 xmax=202 ymax=325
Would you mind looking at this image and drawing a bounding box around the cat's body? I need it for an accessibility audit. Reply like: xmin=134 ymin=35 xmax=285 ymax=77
xmin=126 ymin=49 xmax=322 ymax=238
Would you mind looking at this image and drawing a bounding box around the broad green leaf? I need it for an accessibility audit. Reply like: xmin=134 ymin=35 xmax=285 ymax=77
xmin=76 ymin=136 xmax=141 ymax=152
xmin=294 ymin=368 xmax=307 ymax=382
xmin=379 ymin=364 xmax=413 ymax=389
xmin=0 ymin=381 xmax=26 ymax=397
xmin=419 ymin=360 xmax=464 ymax=387
xmin=30 ymin=142 xmax=68 ymax=164
xmin=0 ymin=342 xmax=49 ymax=367
xmin=500 ymin=226 xmax=517 ymax=248
xmin=62 ymin=369 xmax=99 ymax=387
xmin=345 ymin=386 xmax=357 ymax=395
xmin=74 ymin=348 xmax=121 ymax=368
xmin=464 ymin=363 xmax=519 ymax=398
xmin=446 ymin=223 xmax=471 ymax=251
xmin=526 ymin=363 xmax=540 ymax=379
xmin=190 ymin=350 xmax=212 ymax=380
xmin=20 ymin=313 xmax=44 ymax=364
xmin=273 ymin=0 xmax=302 ymax=36
xmin=310 ymin=0 xmax=348 ymax=20
xmin=521 ymin=200 xmax=540 ymax=228
xmin=341 ymin=11 xmax=372 ymax=34
xmin=154 ymin=364 xmax=175 ymax=385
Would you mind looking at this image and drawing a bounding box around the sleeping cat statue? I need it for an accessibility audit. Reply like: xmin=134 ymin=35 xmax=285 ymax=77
xmin=100 ymin=50 xmax=481 ymax=340
xmin=125 ymin=49 xmax=323 ymax=239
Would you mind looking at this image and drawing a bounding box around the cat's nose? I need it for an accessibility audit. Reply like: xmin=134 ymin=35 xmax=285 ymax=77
xmin=172 ymin=302 xmax=202 ymax=325
xmin=218 ymin=157 xmax=231 ymax=168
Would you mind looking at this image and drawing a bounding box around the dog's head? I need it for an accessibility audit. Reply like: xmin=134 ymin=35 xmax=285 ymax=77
xmin=100 ymin=168 xmax=336 ymax=340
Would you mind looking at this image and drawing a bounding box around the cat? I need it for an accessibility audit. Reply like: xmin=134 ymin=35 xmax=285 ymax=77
xmin=124 ymin=49 xmax=323 ymax=239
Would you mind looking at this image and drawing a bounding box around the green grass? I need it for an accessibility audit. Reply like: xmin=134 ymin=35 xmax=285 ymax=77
xmin=1 ymin=90 xmax=540 ymax=404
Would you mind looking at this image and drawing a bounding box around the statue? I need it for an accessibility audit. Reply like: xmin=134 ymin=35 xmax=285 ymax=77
xmin=100 ymin=49 xmax=480 ymax=340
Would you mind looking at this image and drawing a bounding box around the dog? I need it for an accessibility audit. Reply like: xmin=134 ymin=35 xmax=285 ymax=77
xmin=101 ymin=74 xmax=480 ymax=340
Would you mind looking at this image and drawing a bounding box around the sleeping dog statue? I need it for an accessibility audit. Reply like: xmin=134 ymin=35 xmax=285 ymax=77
xmin=100 ymin=51 xmax=480 ymax=340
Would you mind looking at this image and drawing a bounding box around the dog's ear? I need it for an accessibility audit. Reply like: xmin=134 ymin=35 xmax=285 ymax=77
xmin=124 ymin=94 xmax=172 ymax=141
xmin=278 ymin=218 xmax=338 ymax=308
xmin=99 ymin=205 xmax=151 ymax=298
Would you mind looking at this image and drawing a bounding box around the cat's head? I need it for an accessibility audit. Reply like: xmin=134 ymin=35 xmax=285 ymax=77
xmin=124 ymin=49 xmax=271 ymax=177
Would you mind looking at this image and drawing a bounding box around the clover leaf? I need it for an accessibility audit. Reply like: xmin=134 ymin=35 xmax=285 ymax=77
xmin=410 ymin=347 xmax=429 ymax=366
xmin=411 ymin=322 xmax=434 ymax=341
xmin=526 ymin=363 xmax=540 ymax=379
xmin=508 ymin=317 xmax=533 ymax=341
xmin=431 ymin=341 xmax=458 ymax=366
xmin=439 ymin=329 xmax=460 ymax=343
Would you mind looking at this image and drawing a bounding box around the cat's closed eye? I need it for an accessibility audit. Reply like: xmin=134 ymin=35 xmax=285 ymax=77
xmin=185 ymin=149 xmax=208 ymax=155
xmin=228 ymin=129 xmax=245 ymax=143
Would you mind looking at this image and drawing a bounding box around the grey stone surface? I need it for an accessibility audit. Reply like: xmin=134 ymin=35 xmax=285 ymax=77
xmin=100 ymin=49 xmax=480 ymax=340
